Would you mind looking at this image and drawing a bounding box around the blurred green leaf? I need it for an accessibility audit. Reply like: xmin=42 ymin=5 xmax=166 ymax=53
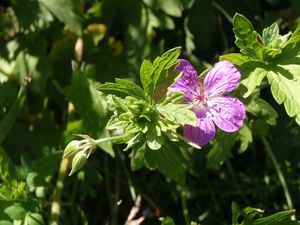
xmin=246 ymin=96 xmax=278 ymax=125
xmin=4 ymin=203 xmax=26 ymax=220
xmin=65 ymin=65 xmax=113 ymax=154
xmin=187 ymin=0 xmax=216 ymax=51
xmin=27 ymin=213 xmax=45 ymax=225
xmin=38 ymin=0 xmax=82 ymax=35
xmin=237 ymin=124 xmax=252 ymax=153
xmin=160 ymin=216 xmax=176 ymax=225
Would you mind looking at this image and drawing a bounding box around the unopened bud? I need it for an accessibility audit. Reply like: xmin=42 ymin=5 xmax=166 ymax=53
xmin=69 ymin=150 xmax=88 ymax=176
xmin=63 ymin=140 xmax=81 ymax=158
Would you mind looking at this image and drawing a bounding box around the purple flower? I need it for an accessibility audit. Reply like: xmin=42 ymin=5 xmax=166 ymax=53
xmin=170 ymin=59 xmax=245 ymax=146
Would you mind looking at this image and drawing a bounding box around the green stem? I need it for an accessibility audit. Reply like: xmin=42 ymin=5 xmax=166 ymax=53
xmin=180 ymin=183 xmax=190 ymax=225
xmin=50 ymin=157 xmax=69 ymax=225
xmin=116 ymin=148 xmax=136 ymax=201
xmin=95 ymin=134 xmax=129 ymax=145
xmin=261 ymin=137 xmax=295 ymax=220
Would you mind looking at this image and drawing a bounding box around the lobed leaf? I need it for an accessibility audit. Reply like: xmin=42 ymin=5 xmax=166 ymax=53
xmin=267 ymin=68 xmax=300 ymax=126
xmin=98 ymin=78 xmax=146 ymax=100
xmin=157 ymin=103 xmax=197 ymax=126
xmin=233 ymin=13 xmax=263 ymax=59
xmin=144 ymin=142 xmax=186 ymax=182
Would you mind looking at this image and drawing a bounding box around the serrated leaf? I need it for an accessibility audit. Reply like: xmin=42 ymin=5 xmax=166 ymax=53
xmin=233 ymin=13 xmax=263 ymax=59
xmin=145 ymin=47 xmax=181 ymax=101
xmin=140 ymin=59 xmax=154 ymax=95
xmin=4 ymin=204 xmax=26 ymax=220
xmin=240 ymin=62 xmax=268 ymax=98
xmin=162 ymin=92 xmax=185 ymax=105
xmin=157 ymin=103 xmax=196 ymax=126
xmin=153 ymin=47 xmax=181 ymax=85
xmin=219 ymin=53 xmax=251 ymax=66
xmin=262 ymin=23 xmax=279 ymax=47
xmin=267 ymin=68 xmax=300 ymax=126
xmin=246 ymin=97 xmax=278 ymax=125
xmin=98 ymin=78 xmax=145 ymax=100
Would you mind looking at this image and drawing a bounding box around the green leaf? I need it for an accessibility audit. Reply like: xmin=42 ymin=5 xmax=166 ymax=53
xmin=254 ymin=210 xmax=296 ymax=225
xmin=262 ymin=23 xmax=279 ymax=47
xmin=140 ymin=59 xmax=154 ymax=95
xmin=149 ymin=47 xmax=181 ymax=101
xmin=65 ymin=65 xmax=113 ymax=155
xmin=246 ymin=97 xmax=278 ymax=125
xmin=240 ymin=62 xmax=268 ymax=98
xmin=130 ymin=143 xmax=146 ymax=171
xmin=0 ymin=221 xmax=13 ymax=225
xmin=146 ymin=126 xmax=164 ymax=150
xmin=144 ymin=142 xmax=186 ymax=182
xmin=231 ymin=202 xmax=240 ymax=225
xmin=38 ymin=0 xmax=82 ymax=35
xmin=154 ymin=70 xmax=182 ymax=103
xmin=267 ymin=67 xmax=300 ymax=126
xmin=186 ymin=0 xmax=216 ymax=51
xmin=157 ymin=103 xmax=197 ymax=126
xmin=233 ymin=13 xmax=263 ymax=59
xmin=237 ymin=124 xmax=253 ymax=153
xmin=27 ymin=213 xmax=45 ymax=225
xmin=4 ymin=203 xmax=26 ymax=220
xmin=162 ymin=92 xmax=185 ymax=105
xmin=219 ymin=53 xmax=251 ymax=66
xmin=159 ymin=216 xmax=176 ymax=225
xmin=98 ymin=78 xmax=146 ymax=100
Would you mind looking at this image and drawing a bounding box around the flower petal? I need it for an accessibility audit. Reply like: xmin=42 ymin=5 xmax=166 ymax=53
xmin=204 ymin=61 xmax=241 ymax=97
xmin=208 ymin=96 xmax=245 ymax=132
xmin=184 ymin=117 xmax=216 ymax=147
xmin=170 ymin=59 xmax=200 ymax=101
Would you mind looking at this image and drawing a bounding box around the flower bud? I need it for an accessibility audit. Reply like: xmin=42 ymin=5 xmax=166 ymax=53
xmin=63 ymin=140 xmax=81 ymax=158
xmin=69 ymin=150 xmax=88 ymax=176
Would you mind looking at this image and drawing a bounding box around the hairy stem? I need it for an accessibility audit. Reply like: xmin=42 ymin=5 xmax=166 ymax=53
xmin=261 ymin=137 xmax=295 ymax=220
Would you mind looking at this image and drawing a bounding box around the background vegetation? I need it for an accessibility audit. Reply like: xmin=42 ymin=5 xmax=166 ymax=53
xmin=0 ymin=0 xmax=300 ymax=224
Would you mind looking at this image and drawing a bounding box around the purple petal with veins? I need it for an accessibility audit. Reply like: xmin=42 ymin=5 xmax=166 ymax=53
xmin=169 ymin=59 xmax=200 ymax=101
xmin=184 ymin=118 xmax=216 ymax=147
xmin=204 ymin=61 xmax=241 ymax=97
xmin=208 ymin=96 xmax=245 ymax=132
